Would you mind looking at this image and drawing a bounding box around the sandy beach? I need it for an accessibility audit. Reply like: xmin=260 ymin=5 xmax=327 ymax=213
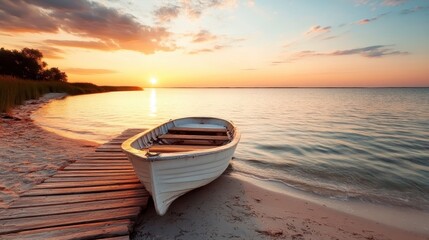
xmin=0 ymin=94 xmax=98 ymax=208
xmin=134 ymin=173 xmax=428 ymax=240
xmin=0 ymin=97 xmax=428 ymax=240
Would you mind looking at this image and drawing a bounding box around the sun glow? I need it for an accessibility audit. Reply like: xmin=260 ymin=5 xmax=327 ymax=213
xmin=150 ymin=77 xmax=157 ymax=85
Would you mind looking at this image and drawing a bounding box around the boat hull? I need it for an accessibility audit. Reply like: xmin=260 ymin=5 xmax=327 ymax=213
xmin=122 ymin=117 xmax=240 ymax=215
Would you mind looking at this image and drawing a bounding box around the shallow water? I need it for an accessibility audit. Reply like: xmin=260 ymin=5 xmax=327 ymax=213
xmin=32 ymin=88 xmax=429 ymax=211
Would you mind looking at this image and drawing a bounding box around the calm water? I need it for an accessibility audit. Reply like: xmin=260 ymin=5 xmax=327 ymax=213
xmin=33 ymin=88 xmax=429 ymax=211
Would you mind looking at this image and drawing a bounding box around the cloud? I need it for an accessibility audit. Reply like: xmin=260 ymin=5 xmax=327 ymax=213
xmin=356 ymin=12 xmax=390 ymax=25
xmin=354 ymin=0 xmax=407 ymax=7
xmin=188 ymin=45 xmax=225 ymax=54
xmin=44 ymin=40 xmax=119 ymax=51
xmin=192 ymin=30 xmax=218 ymax=43
xmin=293 ymin=45 xmax=408 ymax=59
xmin=0 ymin=0 xmax=58 ymax=33
xmin=306 ymin=25 xmax=331 ymax=35
xmin=153 ymin=0 xmax=238 ymax=21
xmin=153 ymin=4 xmax=180 ymax=23
xmin=64 ymin=68 xmax=117 ymax=75
xmin=400 ymin=6 xmax=429 ymax=14
xmin=357 ymin=17 xmax=378 ymax=24
xmin=36 ymin=46 xmax=65 ymax=59
xmin=0 ymin=0 xmax=175 ymax=54
xmin=382 ymin=0 xmax=407 ymax=6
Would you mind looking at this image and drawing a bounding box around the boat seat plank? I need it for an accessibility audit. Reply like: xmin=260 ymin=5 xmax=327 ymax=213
xmin=148 ymin=144 xmax=213 ymax=153
xmin=0 ymin=206 xmax=141 ymax=235
xmin=0 ymin=197 xmax=147 ymax=220
xmin=158 ymin=134 xmax=230 ymax=141
xmin=169 ymin=127 xmax=227 ymax=133
xmin=0 ymin=219 xmax=131 ymax=240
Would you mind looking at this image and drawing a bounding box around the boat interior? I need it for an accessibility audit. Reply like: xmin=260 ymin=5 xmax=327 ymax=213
xmin=146 ymin=126 xmax=231 ymax=154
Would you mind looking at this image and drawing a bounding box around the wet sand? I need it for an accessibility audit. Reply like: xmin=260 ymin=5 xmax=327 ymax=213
xmin=0 ymin=94 xmax=98 ymax=208
xmin=133 ymin=173 xmax=427 ymax=240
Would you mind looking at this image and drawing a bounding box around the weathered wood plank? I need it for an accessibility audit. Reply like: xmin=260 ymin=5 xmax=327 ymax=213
xmin=53 ymin=172 xmax=136 ymax=178
xmin=169 ymin=126 xmax=227 ymax=133
xmin=0 ymin=219 xmax=131 ymax=240
xmin=96 ymin=149 xmax=123 ymax=152
xmin=96 ymin=235 xmax=130 ymax=240
xmin=55 ymin=169 xmax=135 ymax=174
xmin=44 ymin=175 xmax=138 ymax=182
xmin=149 ymin=144 xmax=212 ymax=153
xmin=22 ymin=183 xmax=143 ymax=196
xmin=11 ymin=189 xmax=148 ymax=208
xmin=84 ymin=153 xmax=127 ymax=157
xmin=98 ymin=144 xmax=122 ymax=148
xmin=35 ymin=179 xmax=140 ymax=189
xmin=159 ymin=133 xmax=230 ymax=141
xmin=74 ymin=160 xmax=130 ymax=165
xmin=0 ymin=129 xmax=148 ymax=239
xmin=0 ymin=197 xmax=147 ymax=220
xmin=69 ymin=162 xmax=132 ymax=167
xmin=64 ymin=165 xmax=133 ymax=171
xmin=0 ymin=207 xmax=141 ymax=234
xmin=82 ymin=157 xmax=127 ymax=160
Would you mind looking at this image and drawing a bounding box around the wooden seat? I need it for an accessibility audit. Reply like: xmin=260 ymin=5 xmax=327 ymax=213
xmin=169 ymin=127 xmax=227 ymax=133
xmin=148 ymin=145 xmax=213 ymax=153
xmin=158 ymin=134 xmax=230 ymax=141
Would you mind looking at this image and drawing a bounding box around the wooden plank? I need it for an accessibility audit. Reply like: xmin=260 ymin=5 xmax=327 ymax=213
xmin=0 ymin=219 xmax=131 ymax=240
xmin=97 ymin=236 xmax=129 ymax=240
xmin=149 ymin=144 xmax=213 ymax=153
xmin=70 ymin=162 xmax=132 ymax=166
xmin=64 ymin=165 xmax=133 ymax=171
xmin=35 ymin=179 xmax=140 ymax=189
xmin=84 ymin=153 xmax=126 ymax=157
xmin=23 ymin=183 xmax=143 ymax=196
xmin=52 ymin=173 xmax=135 ymax=178
xmin=97 ymin=145 xmax=122 ymax=149
xmin=0 ymin=197 xmax=147 ymax=220
xmin=74 ymin=159 xmax=131 ymax=165
xmin=44 ymin=175 xmax=138 ymax=182
xmin=159 ymin=133 xmax=230 ymax=141
xmin=169 ymin=126 xmax=227 ymax=133
xmin=11 ymin=189 xmax=148 ymax=208
xmin=96 ymin=149 xmax=123 ymax=152
xmin=0 ymin=206 xmax=141 ymax=234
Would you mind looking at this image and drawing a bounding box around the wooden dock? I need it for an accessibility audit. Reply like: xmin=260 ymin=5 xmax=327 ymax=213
xmin=0 ymin=129 xmax=148 ymax=240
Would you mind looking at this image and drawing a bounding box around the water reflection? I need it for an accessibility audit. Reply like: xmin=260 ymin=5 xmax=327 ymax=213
xmin=149 ymin=88 xmax=157 ymax=117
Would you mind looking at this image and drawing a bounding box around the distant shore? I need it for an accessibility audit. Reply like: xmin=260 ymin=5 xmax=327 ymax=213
xmin=0 ymin=75 xmax=142 ymax=113
xmin=0 ymin=95 xmax=427 ymax=239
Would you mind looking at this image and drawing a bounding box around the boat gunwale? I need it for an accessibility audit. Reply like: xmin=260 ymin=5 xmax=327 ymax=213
xmin=121 ymin=117 xmax=240 ymax=162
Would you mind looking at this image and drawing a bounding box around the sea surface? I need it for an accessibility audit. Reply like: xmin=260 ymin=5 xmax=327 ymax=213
xmin=32 ymin=88 xmax=429 ymax=211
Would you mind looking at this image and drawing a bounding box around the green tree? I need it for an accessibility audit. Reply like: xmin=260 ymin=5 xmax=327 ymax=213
xmin=0 ymin=47 xmax=67 ymax=82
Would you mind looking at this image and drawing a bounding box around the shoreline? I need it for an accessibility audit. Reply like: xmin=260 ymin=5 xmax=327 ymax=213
xmin=0 ymin=95 xmax=427 ymax=239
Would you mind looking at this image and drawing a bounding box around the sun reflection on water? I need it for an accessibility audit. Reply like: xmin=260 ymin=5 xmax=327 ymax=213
xmin=149 ymin=88 xmax=157 ymax=117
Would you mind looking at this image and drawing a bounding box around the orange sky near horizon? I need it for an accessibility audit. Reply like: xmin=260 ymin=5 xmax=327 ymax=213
xmin=1 ymin=0 xmax=428 ymax=87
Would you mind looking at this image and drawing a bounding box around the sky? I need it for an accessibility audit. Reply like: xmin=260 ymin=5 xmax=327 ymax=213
xmin=0 ymin=0 xmax=428 ymax=87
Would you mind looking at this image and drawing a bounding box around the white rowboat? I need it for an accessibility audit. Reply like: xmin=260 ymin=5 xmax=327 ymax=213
xmin=121 ymin=117 xmax=240 ymax=215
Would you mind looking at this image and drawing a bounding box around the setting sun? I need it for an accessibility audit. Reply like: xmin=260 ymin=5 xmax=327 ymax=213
xmin=150 ymin=77 xmax=157 ymax=85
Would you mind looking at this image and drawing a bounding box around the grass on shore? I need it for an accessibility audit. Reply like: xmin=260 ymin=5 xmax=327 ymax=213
xmin=0 ymin=75 xmax=142 ymax=113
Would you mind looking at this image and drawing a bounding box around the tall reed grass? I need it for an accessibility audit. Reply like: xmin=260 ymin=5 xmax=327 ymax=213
xmin=0 ymin=76 xmax=141 ymax=113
